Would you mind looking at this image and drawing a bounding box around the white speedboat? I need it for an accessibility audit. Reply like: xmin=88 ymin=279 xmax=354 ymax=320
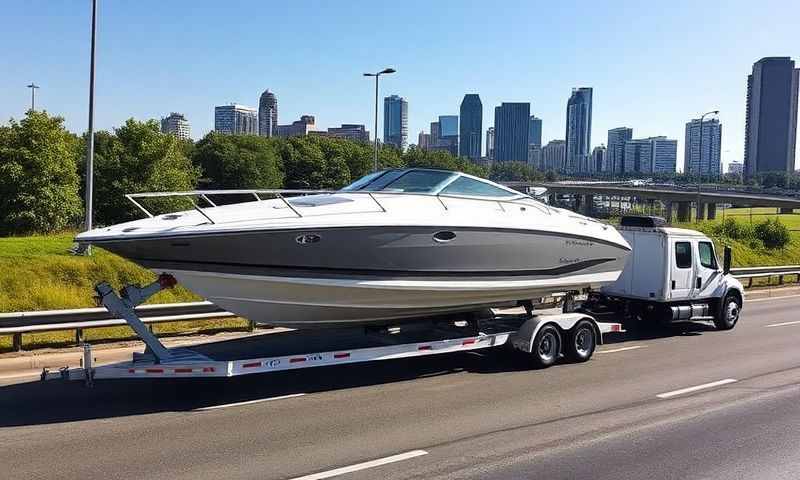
xmin=77 ymin=168 xmax=631 ymax=328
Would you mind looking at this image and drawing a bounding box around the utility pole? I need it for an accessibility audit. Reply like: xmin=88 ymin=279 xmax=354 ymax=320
xmin=363 ymin=68 xmax=396 ymax=172
xmin=84 ymin=0 xmax=98 ymax=254
xmin=26 ymin=83 xmax=40 ymax=111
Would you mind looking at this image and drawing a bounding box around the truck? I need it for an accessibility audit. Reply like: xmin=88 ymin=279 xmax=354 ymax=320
xmin=42 ymin=216 xmax=743 ymax=386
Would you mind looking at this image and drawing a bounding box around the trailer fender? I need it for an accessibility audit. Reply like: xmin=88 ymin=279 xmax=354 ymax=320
xmin=509 ymin=313 xmax=600 ymax=354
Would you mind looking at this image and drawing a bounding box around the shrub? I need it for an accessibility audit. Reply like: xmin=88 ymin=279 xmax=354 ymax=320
xmin=754 ymin=218 xmax=790 ymax=249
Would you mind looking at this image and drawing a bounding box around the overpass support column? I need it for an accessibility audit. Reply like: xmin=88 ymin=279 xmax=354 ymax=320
xmin=665 ymin=201 xmax=674 ymax=223
xmin=696 ymin=201 xmax=706 ymax=221
xmin=581 ymin=194 xmax=594 ymax=217
xmin=677 ymin=202 xmax=691 ymax=222
xmin=572 ymin=194 xmax=582 ymax=213
xmin=780 ymin=207 xmax=794 ymax=214
xmin=548 ymin=193 xmax=557 ymax=206
xmin=707 ymin=203 xmax=717 ymax=220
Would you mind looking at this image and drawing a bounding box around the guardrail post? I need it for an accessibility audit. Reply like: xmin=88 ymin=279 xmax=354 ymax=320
xmin=779 ymin=275 xmax=784 ymax=285
xmin=75 ymin=328 xmax=84 ymax=345
xmin=13 ymin=333 xmax=22 ymax=352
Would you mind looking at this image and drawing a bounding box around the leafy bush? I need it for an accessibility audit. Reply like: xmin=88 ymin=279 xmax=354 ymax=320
xmin=754 ymin=218 xmax=790 ymax=249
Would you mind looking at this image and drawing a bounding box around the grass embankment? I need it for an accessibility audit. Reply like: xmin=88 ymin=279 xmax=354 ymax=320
xmin=0 ymin=233 xmax=248 ymax=352
xmin=672 ymin=208 xmax=800 ymax=267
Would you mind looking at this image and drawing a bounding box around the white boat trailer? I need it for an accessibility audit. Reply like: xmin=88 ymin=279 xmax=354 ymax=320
xmin=42 ymin=275 xmax=623 ymax=386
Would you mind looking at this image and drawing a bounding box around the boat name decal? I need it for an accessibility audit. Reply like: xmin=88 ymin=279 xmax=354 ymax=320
xmin=295 ymin=234 xmax=321 ymax=245
xmin=559 ymin=257 xmax=583 ymax=264
xmin=565 ymin=239 xmax=594 ymax=247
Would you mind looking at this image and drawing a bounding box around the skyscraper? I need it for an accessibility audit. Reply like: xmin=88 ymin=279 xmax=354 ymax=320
xmin=685 ymin=118 xmax=722 ymax=176
xmin=744 ymin=57 xmax=799 ymax=175
xmin=494 ymin=102 xmax=530 ymax=162
xmin=436 ymin=115 xmax=459 ymax=156
xmin=276 ymin=115 xmax=315 ymax=137
xmin=565 ymin=88 xmax=593 ymax=173
xmin=160 ymin=112 xmax=191 ymax=140
xmin=624 ymin=136 xmax=677 ymax=174
xmin=651 ymin=137 xmax=678 ymax=173
xmin=607 ymin=127 xmax=633 ymax=174
xmin=542 ymin=140 xmax=566 ymax=171
xmin=459 ymin=94 xmax=482 ymax=160
xmin=591 ymin=145 xmax=606 ymax=173
xmin=486 ymin=127 xmax=495 ymax=160
xmin=418 ymin=131 xmax=430 ymax=150
xmin=258 ymin=89 xmax=278 ymax=137
xmin=383 ymin=95 xmax=408 ymax=150
xmin=215 ymin=104 xmax=258 ymax=135
xmin=529 ymin=116 xmax=542 ymax=147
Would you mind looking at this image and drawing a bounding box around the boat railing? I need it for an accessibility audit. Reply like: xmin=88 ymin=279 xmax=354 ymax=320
xmin=125 ymin=188 xmax=553 ymax=225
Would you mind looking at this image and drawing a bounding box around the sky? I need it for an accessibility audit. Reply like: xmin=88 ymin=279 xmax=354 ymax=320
xmin=1 ymin=0 xmax=799 ymax=172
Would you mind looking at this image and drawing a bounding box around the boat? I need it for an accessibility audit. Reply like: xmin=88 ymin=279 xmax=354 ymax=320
xmin=76 ymin=168 xmax=631 ymax=328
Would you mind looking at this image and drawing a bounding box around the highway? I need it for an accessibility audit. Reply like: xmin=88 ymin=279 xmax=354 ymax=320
xmin=2 ymin=295 xmax=800 ymax=479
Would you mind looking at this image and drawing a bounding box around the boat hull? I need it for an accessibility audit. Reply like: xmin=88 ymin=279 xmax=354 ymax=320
xmin=94 ymin=225 xmax=630 ymax=328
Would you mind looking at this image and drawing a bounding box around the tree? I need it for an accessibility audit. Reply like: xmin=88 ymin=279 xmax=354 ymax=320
xmin=279 ymin=137 xmax=351 ymax=189
xmin=87 ymin=119 xmax=200 ymax=225
xmin=193 ymin=132 xmax=284 ymax=190
xmin=0 ymin=111 xmax=83 ymax=235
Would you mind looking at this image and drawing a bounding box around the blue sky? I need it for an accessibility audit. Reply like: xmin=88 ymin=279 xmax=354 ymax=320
xmin=1 ymin=0 xmax=798 ymax=171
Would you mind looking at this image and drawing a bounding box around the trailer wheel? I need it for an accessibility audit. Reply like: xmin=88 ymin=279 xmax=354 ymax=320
xmin=714 ymin=293 xmax=741 ymax=330
xmin=565 ymin=320 xmax=596 ymax=362
xmin=530 ymin=324 xmax=561 ymax=368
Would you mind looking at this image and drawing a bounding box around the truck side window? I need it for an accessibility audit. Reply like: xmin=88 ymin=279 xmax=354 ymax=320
xmin=675 ymin=241 xmax=692 ymax=268
xmin=699 ymin=241 xmax=717 ymax=269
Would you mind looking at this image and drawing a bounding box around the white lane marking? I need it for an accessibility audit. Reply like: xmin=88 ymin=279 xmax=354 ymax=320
xmin=748 ymin=295 xmax=800 ymax=303
xmin=766 ymin=320 xmax=800 ymax=328
xmin=196 ymin=393 xmax=306 ymax=411
xmin=289 ymin=450 xmax=429 ymax=480
xmin=656 ymin=379 xmax=738 ymax=399
xmin=597 ymin=345 xmax=644 ymax=354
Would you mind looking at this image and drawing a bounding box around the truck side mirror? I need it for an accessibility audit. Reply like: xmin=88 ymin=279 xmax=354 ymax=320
xmin=723 ymin=245 xmax=732 ymax=274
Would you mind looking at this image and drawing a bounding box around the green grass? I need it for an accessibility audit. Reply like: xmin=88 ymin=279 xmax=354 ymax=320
xmin=672 ymin=208 xmax=800 ymax=267
xmin=0 ymin=233 xmax=200 ymax=313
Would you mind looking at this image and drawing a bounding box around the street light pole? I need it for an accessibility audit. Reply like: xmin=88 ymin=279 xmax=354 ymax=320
xmin=84 ymin=0 xmax=98 ymax=254
xmin=363 ymin=68 xmax=396 ymax=172
xmin=695 ymin=110 xmax=718 ymax=223
xmin=26 ymin=83 xmax=40 ymax=111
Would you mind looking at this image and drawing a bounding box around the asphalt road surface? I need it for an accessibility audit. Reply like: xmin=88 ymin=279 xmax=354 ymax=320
xmin=2 ymin=295 xmax=800 ymax=479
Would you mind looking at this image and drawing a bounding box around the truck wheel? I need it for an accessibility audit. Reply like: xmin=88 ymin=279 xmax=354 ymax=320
xmin=714 ymin=293 xmax=741 ymax=330
xmin=565 ymin=320 xmax=597 ymax=362
xmin=530 ymin=324 xmax=561 ymax=368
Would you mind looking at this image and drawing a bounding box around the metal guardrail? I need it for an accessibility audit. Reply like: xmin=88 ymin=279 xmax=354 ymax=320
xmin=2 ymin=265 xmax=799 ymax=352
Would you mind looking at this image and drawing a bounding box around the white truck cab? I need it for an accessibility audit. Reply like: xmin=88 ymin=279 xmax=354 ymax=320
xmin=585 ymin=216 xmax=744 ymax=330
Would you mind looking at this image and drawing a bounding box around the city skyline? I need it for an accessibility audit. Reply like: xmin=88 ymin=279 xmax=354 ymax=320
xmin=2 ymin=2 xmax=799 ymax=172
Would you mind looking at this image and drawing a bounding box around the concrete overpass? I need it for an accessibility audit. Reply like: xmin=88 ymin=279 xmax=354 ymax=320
xmin=503 ymin=182 xmax=800 ymax=221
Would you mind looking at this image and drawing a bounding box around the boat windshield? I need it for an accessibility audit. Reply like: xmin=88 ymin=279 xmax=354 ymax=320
xmin=341 ymin=169 xmax=456 ymax=193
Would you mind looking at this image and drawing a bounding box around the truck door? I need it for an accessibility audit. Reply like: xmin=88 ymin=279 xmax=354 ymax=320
xmin=693 ymin=240 xmax=720 ymax=299
xmin=670 ymin=240 xmax=694 ymax=300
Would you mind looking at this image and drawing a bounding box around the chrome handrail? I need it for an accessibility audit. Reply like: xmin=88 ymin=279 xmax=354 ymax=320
xmin=123 ymin=188 xmax=552 ymax=223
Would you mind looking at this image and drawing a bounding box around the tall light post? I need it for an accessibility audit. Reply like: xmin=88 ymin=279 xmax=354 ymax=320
xmin=26 ymin=83 xmax=40 ymax=111
xmin=84 ymin=0 xmax=98 ymax=254
xmin=363 ymin=68 xmax=396 ymax=172
xmin=695 ymin=110 xmax=718 ymax=222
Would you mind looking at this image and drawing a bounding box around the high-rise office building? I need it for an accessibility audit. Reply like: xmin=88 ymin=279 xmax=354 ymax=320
xmin=728 ymin=161 xmax=744 ymax=175
xmin=276 ymin=115 xmax=316 ymax=137
xmin=311 ymin=124 xmax=369 ymax=142
xmin=494 ymin=102 xmax=530 ymax=162
xmin=591 ymin=145 xmax=606 ymax=173
xmin=528 ymin=145 xmax=542 ymax=169
xmin=383 ymin=95 xmax=408 ymax=150
xmin=160 ymin=112 xmax=191 ymax=140
xmin=459 ymin=94 xmax=482 ymax=160
xmin=529 ymin=116 xmax=542 ymax=147
xmin=433 ymin=115 xmax=459 ymax=156
xmin=685 ymin=118 xmax=722 ymax=176
xmin=258 ymin=89 xmax=278 ymax=137
xmin=486 ymin=127 xmax=495 ymax=160
xmin=624 ymin=136 xmax=677 ymax=174
xmin=418 ymin=131 xmax=430 ymax=150
xmin=607 ymin=127 xmax=633 ymax=173
xmin=565 ymin=88 xmax=593 ymax=173
xmin=744 ymin=57 xmax=799 ymax=175
xmin=542 ymin=140 xmax=566 ymax=171
xmin=215 ymin=104 xmax=258 ymax=135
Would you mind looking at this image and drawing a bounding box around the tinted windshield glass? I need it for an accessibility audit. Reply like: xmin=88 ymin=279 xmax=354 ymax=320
xmin=340 ymin=170 xmax=395 ymax=191
xmin=440 ymin=176 xmax=517 ymax=197
xmin=343 ymin=170 xmax=456 ymax=193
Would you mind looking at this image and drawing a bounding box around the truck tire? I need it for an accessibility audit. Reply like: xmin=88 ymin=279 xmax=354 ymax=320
xmin=530 ymin=324 xmax=561 ymax=368
xmin=565 ymin=320 xmax=597 ymax=362
xmin=714 ymin=293 xmax=741 ymax=330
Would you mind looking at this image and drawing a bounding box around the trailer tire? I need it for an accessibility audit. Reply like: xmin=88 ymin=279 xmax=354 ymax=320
xmin=565 ymin=320 xmax=597 ymax=363
xmin=714 ymin=292 xmax=741 ymax=331
xmin=530 ymin=324 xmax=561 ymax=368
